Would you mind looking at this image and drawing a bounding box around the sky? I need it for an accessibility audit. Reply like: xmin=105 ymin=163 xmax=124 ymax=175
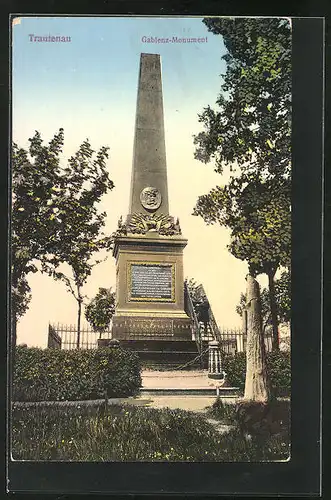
xmin=12 ymin=16 xmax=269 ymax=347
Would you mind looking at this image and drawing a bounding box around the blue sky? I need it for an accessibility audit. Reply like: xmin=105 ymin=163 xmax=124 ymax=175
xmin=12 ymin=16 xmax=254 ymax=347
xmin=12 ymin=17 xmax=226 ymax=146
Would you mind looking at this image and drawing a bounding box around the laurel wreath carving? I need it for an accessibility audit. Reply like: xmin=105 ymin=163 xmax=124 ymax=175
xmin=114 ymin=213 xmax=182 ymax=237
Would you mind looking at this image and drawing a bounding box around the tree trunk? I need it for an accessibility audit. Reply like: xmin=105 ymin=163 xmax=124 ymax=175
xmin=76 ymin=288 xmax=82 ymax=350
xmin=244 ymin=275 xmax=270 ymax=402
xmin=268 ymin=270 xmax=279 ymax=351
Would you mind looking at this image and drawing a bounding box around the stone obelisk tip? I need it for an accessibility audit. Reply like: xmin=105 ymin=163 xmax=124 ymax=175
xmin=128 ymin=53 xmax=169 ymax=216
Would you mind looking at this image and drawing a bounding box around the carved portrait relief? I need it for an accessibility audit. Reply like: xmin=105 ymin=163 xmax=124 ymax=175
xmin=140 ymin=186 xmax=162 ymax=211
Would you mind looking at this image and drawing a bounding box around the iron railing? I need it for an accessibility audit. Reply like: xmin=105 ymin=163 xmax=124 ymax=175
xmin=48 ymin=321 xmax=272 ymax=354
xmin=184 ymin=280 xmax=203 ymax=357
xmin=48 ymin=323 xmax=111 ymax=350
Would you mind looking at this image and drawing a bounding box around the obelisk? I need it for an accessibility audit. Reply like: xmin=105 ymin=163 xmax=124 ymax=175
xmin=128 ymin=53 xmax=169 ymax=216
xmin=112 ymin=53 xmax=192 ymax=342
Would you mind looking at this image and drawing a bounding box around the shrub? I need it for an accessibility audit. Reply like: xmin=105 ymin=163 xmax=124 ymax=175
xmin=222 ymin=352 xmax=246 ymax=390
xmin=13 ymin=346 xmax=142 ymax=402
xmin=266 ymin=351 xmax=291 ymax=396
xmin=222 ymin=350 xmax=291 ymax=396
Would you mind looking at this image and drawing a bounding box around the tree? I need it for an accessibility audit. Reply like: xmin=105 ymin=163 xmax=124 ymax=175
xmin=274 ymin=270 xmax=291 ymax=323
xmin=11 ymin=129 xmax=65 ymax=347
xmin=85 ymin=288 xmax=115 ymax=336
xmin=243 ymin=274 xmax=270 ymax=402
xmin=12 ymin=130 xmax=114 ymax=349
xmin=236 ymin=288 xmax=270 ymax=331
xmin=193 ymin=175 xmax=290 ymax=350
xmin=237 ymin=269 xmax=291 ymax=332
xmin=186 ymin=278 xmax=204 ymax=313
xmin=194 ymin=17 xmax=291 ymax=180
xmin=12 ymin=277 xmax=32 ymax=321
xmin=193 ymin=18 xmax=291 ymax=350
xmin=41 ymin=138 xmax=114 ymax=348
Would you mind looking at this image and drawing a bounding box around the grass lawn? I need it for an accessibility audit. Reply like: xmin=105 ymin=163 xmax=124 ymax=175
xmin=11 ymin=401 xmax=290 ymax=462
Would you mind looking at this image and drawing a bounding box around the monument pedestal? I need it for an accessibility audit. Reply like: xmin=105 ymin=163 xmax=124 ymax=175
xmin=112 ymin=233 xmax=193 ymax=341
xmin=111 ymin=53 xmax=194 ymax=362
xmin=112 ymin=316 xmax=192 ymax=340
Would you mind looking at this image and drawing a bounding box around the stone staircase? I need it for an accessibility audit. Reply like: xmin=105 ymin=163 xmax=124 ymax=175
xmin=140 ymin=369 xmax=240 ymax=397
xmin=119 ymin=339 xmax=208 ymax=369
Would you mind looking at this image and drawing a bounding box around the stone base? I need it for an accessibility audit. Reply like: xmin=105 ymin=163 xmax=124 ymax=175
xmin=112 ymin=315 xmax=192 ymax=341
xmin=208 ymin=372 xmax=225 ymax=380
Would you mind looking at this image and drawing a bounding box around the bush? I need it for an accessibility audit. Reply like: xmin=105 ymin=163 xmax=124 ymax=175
xmin=13 ymin=346 xmax=142 ymax=402
xmin=266 ymin=351 xmax=291 ymax=396
xmin=222 ymin=350 xmax=291 ymax=396
xmin=222 ymin=352 xmax=247 ymax=390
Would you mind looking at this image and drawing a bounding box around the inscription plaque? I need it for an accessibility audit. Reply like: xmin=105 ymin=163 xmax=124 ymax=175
xmin=128 ymin=262 xmax=175 ymax=301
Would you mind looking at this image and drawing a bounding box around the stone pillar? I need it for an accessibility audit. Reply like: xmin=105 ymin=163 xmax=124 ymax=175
xmin=208 ymin=340 xmax=224 ymax=379
xmin=128 ymin=53 xmax=169 ymax=217
xmin=111 ymin=53 xmax=192 ymax=342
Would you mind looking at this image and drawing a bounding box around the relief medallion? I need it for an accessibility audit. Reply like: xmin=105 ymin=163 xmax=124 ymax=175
xmin=140 ymin=186 xmax=162 ymax=211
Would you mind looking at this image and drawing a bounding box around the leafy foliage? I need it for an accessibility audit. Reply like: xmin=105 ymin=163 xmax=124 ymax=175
xmin=193 ymin=176 xmax=290 ymax=350
xmin=274 ymin=270 xmax=291 ymax=323
xmin=235 ymin=292 xmax=247 ymax=317
xmin=186 ymin=278 xmax=202 ymax=304
xmin=11 ymin=130 xmax=65 ymax=325
xmin=39 ymin=136 xmax=114 ymax=345
xmin=12 ymin=277 xmax=32 ymax=320
xmin=12 ymin=402 xmax=290 ymax=461
xmin=222 ymin=351 xmax=290 ymax=396
xmin=266 ymin=350 xmax=291 ymax=396
xmin=185 ymin=278 xmax=206 ymax=316
xmin=222 ymin=352 xmax=247 ymax=390
xmin=13 ymin=346 xmax=141 ymax=402
xmin=192 ymin=19 xmax=291 ymax=350
xmin=194 ymin=17 xmax=291 ymax=179
xmin=12 ymin=130 xmax=115 ymax=347
xmin=85 ymin=288 xmax=115 ymax=335
xmin=236 ymin=270 xmax=291 ymax=325
xmin=193 ymin=175 xmax=291 ymax=277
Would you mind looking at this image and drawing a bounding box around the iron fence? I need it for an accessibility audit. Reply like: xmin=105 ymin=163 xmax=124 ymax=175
xmin=49 ymin=322 xmax=273 ymax=354
xmin=219 ymin=327 xmax=273 ymax=355
xmin=193 ymin=325 xmax=273 ymax=354
xmin=48 ymin=323 xmax=112 ymax=350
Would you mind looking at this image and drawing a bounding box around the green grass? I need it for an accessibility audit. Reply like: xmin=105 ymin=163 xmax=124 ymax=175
xmin=11 ymin=402 xmax=290 ymax=462
xmin=206 ymin=397 xmax=238 ymax=424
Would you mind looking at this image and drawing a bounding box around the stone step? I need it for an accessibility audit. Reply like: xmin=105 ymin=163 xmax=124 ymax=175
xmin=142 ymin=364 xmax=207 ymax=372
xmin=117 ymin=339 xmax=209 ymax=367
xmin=140 ymin=388 xmax=240 ymax=396
xmin=119 ymin=339 xmax=205 ymax=352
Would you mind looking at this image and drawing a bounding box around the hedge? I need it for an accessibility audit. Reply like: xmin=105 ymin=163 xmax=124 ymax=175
xmin=222 ymin=350 xmax=291 ymax=396
xmin=13 ymin=346 xmax=142 ymax=402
